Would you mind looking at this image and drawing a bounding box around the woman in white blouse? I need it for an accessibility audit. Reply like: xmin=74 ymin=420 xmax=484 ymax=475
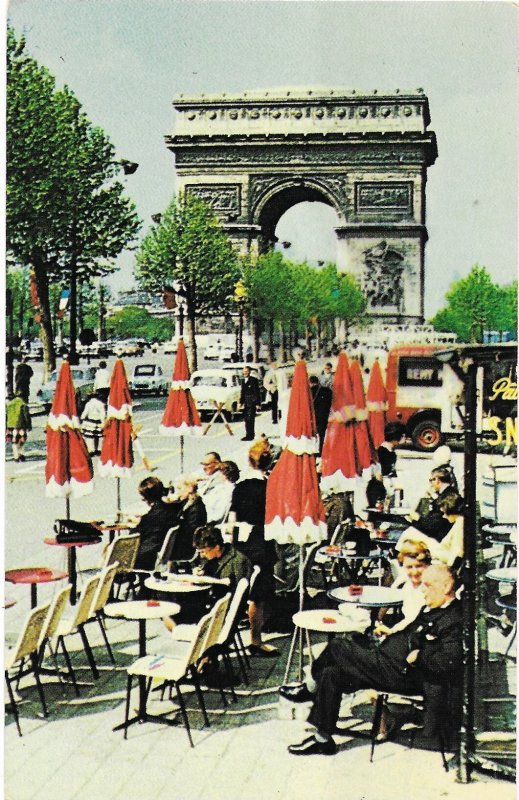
xmin=374 ymin=539 xmax=432 ymax=636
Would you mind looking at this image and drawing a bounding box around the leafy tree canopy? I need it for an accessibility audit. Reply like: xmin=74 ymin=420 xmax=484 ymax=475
xmin=105 ymin=306 xmax=172 ymax=342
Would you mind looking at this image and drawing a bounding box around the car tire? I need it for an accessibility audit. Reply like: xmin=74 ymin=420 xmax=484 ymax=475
xmin=411 ymin=419 xmax=443 ymax=452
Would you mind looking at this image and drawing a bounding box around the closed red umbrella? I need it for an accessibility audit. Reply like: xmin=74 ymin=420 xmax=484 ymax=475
xmin=366 ymin=359 xmax=387 ymax=449
xmin=265 ymin=359 xmax=326 ymax=680
xmin=350 ymin=359 xmax=375 ymax=473
xmin=320 ymin=351 xmax=358 ymax=493
xmin=99 ymin=359 xmax=134 ymax=516
xmin=45 ymin=360 xmax=94 ymax=509
xmin=159 ymin=338 xmax=201 ymax=472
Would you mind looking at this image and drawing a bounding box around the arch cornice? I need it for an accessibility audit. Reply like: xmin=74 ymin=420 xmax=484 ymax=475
xmin=250 ymin=175 xmax=346 ymax=225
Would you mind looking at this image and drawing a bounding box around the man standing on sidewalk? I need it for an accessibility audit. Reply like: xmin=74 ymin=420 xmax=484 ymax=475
xmin=240 ymin=365 xmax=261 ymax=441
xmin=263 ymin=361 xmax=279 ymax=424
xmin=14 ymin=357 xmax=33 ymax=403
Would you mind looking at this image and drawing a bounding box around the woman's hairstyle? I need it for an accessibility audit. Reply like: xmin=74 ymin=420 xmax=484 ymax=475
xmin=248 ymin=439 xmax=272 ymax=471
xmin=138 ymin=476 xmax=166 ymax=504
xmin=384 ymin=422 xmax=405 ymax=442
xmin=193 ymin=524 xmax=223 ymax=550
xmin=220 ymin=460 xmax=240 ymax=483
xmin=439 ymin=493 xmax=464 ymax=516
xmin=398 ymin=539 xmax=432 ymax=565
xmin=430 ymin=466 xmax=453 ymax=485
xmin=177 ymin=473 xmax=199 ymax=493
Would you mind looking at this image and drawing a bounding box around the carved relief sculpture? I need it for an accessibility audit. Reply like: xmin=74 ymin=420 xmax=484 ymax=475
xmin=362 ymin=240 xmax=406 ymax=311
xmin=185 ymin=184 xmax=241 ymax=220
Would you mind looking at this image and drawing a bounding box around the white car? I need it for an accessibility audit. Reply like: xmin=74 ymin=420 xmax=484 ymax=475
xmin=203 ymin=342 xmax=222 ymax=360
xmin=162 ymin=339 xmax=179 ymax=355
xmin=128 ymin=364 xmax=169 ymax=395
xmin=190 ymin=369 xmax=242 ymax=419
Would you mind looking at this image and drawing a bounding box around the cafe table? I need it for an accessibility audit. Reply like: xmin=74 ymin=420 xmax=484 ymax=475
xmin=5 ymin=567 xmax=68 ymax=608
xmin=318 ymin=546 xmax=387 ymax=586
xmin=144 ymin=573 xmax=218 ymax=596
xmin=105 ymin=599 xmax=181 ymax=731
xmin=329 ymin=585 xmax=404 ymax=610
xmin=44 ymin=535 xmax=102 ymax=605
xmin=364 ymin=506 xmax=414 ymax=526
xmin=485 ymin=568 xmax=517 ymax=585
xmin=284 ymin=608 xmax=371 ymax=684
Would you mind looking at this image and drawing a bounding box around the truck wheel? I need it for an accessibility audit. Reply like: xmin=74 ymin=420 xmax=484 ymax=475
xmin=411 ymin=420 xmax=443 ymax=452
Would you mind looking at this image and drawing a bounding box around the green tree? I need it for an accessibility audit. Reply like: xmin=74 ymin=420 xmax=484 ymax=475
xmin=6 ymin=27 xmax=141 ymax=376
xmin=431 ymin=265 xmax=516 ymax=342
xmin=106 ymin=306 xmax=172 ymax=342
xmin=135 ymin=193 xmax=239 ymax=370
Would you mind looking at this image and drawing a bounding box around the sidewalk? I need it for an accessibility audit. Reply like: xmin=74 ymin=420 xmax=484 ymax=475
xmin=5 ymin=614 xmax=515 ymax=800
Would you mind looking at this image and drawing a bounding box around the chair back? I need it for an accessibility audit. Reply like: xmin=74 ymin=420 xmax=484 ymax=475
xmin=249 ymin=564 xmax=261 ymax=594
xmin=90 ymin=562 xmax=119 ymax=615
xmin=39 ymin=585 xmax=72 ymax=646
xmin=104 ymin=533 xmax=140 ymax=574
xmin=72 ymin=574 xmax=101 ymax=627
xmin=10 ymin=603 xmax=50 ymax=664
xmin=155 ymin=526 xmax=179 ymax=569
xmin=181 ymin=611 xmax=213 ymax=671
xmin=202 ymin=593 xmax=231 ymax=652
xmin=217 ymin=578 xmax=249 ymax=645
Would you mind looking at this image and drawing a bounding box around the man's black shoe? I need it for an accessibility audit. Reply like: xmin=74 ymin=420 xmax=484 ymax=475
xmin=241 ymin=436 xmax=253 ymax=441
xmin=288 ymin=735 xmax=336 ymax=756
xmin=279 ymin=683 xmax=314 ymax=703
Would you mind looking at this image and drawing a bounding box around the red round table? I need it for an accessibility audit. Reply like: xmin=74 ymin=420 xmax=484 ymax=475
xmin=5 ymin=567 xmax=68 ymax=608
xmin=44 ymin=537 xmax=102 ymax=605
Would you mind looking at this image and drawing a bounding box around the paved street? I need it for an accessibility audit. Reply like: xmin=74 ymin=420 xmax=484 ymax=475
xmin=4 ymin=354 xmax=516 ymax=799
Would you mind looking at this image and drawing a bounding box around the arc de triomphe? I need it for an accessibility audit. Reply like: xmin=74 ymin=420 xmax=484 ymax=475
xmin=166 ymin=88 xmax=437 ymax=324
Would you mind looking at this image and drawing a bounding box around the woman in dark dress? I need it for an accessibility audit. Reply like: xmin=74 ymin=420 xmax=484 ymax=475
xmin=165 ymin=474 xmax=207 ymax=567
xmin=229 ymin=440 xmax=279 ymax=657
xmin=133 ymin=477 xmax=179 ymax=570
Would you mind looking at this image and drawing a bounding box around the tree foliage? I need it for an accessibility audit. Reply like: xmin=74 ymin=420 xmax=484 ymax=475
xmin=135 ymin=192 xmax=240 ymax=369
xmin=6 ymin=26 xmax=141 ymax=374
xmin=105 ymin=306 xmax=172 ymax=342
xmin=431 ymin=265 xmax=517 ymax=342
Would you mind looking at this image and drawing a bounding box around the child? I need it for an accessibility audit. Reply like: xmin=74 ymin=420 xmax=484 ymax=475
xmin=6 ymin=391 xmax=32 ymax=462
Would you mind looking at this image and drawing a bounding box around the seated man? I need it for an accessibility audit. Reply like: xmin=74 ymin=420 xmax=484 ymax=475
xmin=406 ymin=466 xmax=458 ymax=542
xmin=193 ymin=524 xmax=252 ymax=596
xmin=280 ymin=563 xmax=462 ymax=756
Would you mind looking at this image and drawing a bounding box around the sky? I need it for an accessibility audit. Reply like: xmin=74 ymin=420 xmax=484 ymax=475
xmin=6 ymin=0 xmax=518 ymax=318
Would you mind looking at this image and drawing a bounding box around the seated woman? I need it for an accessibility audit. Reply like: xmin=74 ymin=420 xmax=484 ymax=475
xmin=374 ymin=539 xmax=432 ymax=637
xmin=204 ymin=460 xmax=240 ymax=524
xmin=133 ymin=476 xmax=179 ymax=571
xmin=165 ymin=474 xmax=207 ymax=567
xmin=396 ymin=494 xmax=464 ymax=569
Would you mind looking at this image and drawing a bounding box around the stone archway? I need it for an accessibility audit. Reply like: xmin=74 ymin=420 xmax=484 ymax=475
xmin=166 ymin=88 xmax=438 ymax=323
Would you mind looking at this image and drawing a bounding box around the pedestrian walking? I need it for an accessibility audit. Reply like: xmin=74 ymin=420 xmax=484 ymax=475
xmin=263 ymin=361 xmax=279 ymax=424
xmin=240 ymin=365 xmax=261 ymax=441
xmin=93 ymin=360 xmax=111 ymax=404
xmin=320 ymin=361 xmax=334 ymax=389
xmin=6 ymin=391 xmax=32 ymax=462
xmin=80 ymin=391 xmax=106 ymax=455
xmin=14 ymin=356 xmax=33 ymax=403
xmin=309 ymin=374 xmax=332 ymax=455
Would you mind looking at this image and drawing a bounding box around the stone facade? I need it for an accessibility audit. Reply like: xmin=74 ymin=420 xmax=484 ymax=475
xmin=166 ymin=88 xmax=438 ymax=323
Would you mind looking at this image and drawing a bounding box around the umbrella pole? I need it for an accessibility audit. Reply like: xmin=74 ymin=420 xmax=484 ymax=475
xmin=180 ymin=435 xmax=184 ymax=474
xmin=283 ymin=547 xmax=306 ymax=684
xmin=116 ymin=476 xmax=121 ymax=521
xmin=66 ymin=495 xmax=70 ymax=521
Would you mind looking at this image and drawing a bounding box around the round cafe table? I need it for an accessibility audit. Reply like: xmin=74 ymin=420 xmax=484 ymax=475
xmin=329 ymin=585 xmax=404 ymax=609
xmin=485 ymin=568 xmax=517 ymax=585
xmin=144 ymin=574 xmax=214 ymax=595
xmin=5 ymin=567 xmax=68 ymax=608
xmin=44 ymin=536 xmax=102 ymax=605
xmin=105 ymin=599 xmax=181 ymax=731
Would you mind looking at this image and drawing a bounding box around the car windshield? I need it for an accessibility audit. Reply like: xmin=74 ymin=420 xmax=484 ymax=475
xmin=134 ymin=365 xmax=155 ymax=376
xmin=193 ymin=375 xmax=227 ymax=388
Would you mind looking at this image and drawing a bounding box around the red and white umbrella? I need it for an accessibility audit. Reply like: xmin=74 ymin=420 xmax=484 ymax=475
xmin=350 ymin=359 xmax=375 ymax=474
xmin=320 ymin=351 xmax=358 ymax=493
xmin=265 ymin=359 xmax=326 ymax=545
xmin=366 ymin=359 xmax=387 ymax=450
xmin=45 ymin=360 xmax=94 ymax=506
xmin=159 ymin=339 xmax=201 ymax=472
xmin=99 ymin=359 xmax=133 ymax=515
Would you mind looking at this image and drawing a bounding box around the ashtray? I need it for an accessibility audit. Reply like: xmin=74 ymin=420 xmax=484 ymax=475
xmin=348 ymin=585 xmax=363 ymax=596
xmin=322 ymin=616 xmax=336 ymax=624
xmin=147 ymin=599 xmax=160 ymax=607
xmin=325 ymin=546 xmax=340 ymax=554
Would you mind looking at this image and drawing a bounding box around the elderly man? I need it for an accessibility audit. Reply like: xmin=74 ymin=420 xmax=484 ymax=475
xmin=198 ymin=451 xmax=222 ymax=497
xmin=281 ymin=563 xmax=462 ymax=755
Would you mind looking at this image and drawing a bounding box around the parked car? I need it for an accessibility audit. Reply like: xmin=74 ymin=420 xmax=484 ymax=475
xmin=128 ymin=364 xmax=169 ymax=396
xmin=38 ymin=366 xmax=96 ymax=412
xmin=25 ymin=340 xmax=44 ymax=361
xmin=162 ymin=338 xmax=179 ymax=355
xmin=114 ymin=339 xmax=145 ymax=357
xmin=219 ymin=344 xmax=238 ymax=362
xmin=190 ymin=368 xmax=242 ymax=420
xmin=204 ymin=341 xmax=222 ymax=360
xmin=220 ymin=363 xmax=268 ymax=405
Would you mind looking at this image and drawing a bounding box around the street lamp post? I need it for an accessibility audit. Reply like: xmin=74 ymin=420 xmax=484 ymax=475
xmin=233 ymin=279 xmax=247 ymax=362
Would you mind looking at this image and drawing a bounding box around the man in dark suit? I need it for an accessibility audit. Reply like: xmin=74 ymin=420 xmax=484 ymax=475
xmin=408 ymin=467 xmax=458 ymax=542
xmin=240 ymin=365 xmax=261 ymax=441
xmin=309 ymin=375 xmax=332 ymax=455
xmin=281 ymin=563 xmax=462 ymax=755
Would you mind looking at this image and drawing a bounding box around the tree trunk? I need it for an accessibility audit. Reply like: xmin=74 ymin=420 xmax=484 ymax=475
xmin=279 ymin=321 xmax=287 ymax=363
xmin=268 ymin=318 xmax=275 ymax=362
xmin=252 ymin=316 xmax=261 ymax=362
xmin=316 ymin=319 xmax=322 ymax=358
xmin=185 ymin=301 xmax=197 ymax=372
xmin=33 ymin=256 xmax=56 ymax=381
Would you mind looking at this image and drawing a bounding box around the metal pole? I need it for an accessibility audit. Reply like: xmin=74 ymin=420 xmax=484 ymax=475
xmin=180 ymin=435 xmax=184 ymax=474
xmin=116 ymin=477 xmax=121 ymax=521
xmin=458 ymin=359 xmax=478 ymax=783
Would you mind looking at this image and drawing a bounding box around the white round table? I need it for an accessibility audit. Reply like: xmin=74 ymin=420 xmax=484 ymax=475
xmin=485 ymin=568 xmax=517 ymax=584
xmin=105 ymin=599 xmax=181 ymax=731
xmin=329 ymin=585 xmax=404 ymax=609
xmin=144 ymin=575 xmax=213 ymax=595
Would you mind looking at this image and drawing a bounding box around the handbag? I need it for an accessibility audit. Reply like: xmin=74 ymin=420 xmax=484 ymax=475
xmin=54 ymin=519 xmax=103 ymax=544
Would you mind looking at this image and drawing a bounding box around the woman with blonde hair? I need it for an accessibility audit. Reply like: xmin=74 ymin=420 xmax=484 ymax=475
xmin=165 ymin=473 xmax=207 ymax=567
xmin=374 ymin=539 xmax=432 ymax=637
